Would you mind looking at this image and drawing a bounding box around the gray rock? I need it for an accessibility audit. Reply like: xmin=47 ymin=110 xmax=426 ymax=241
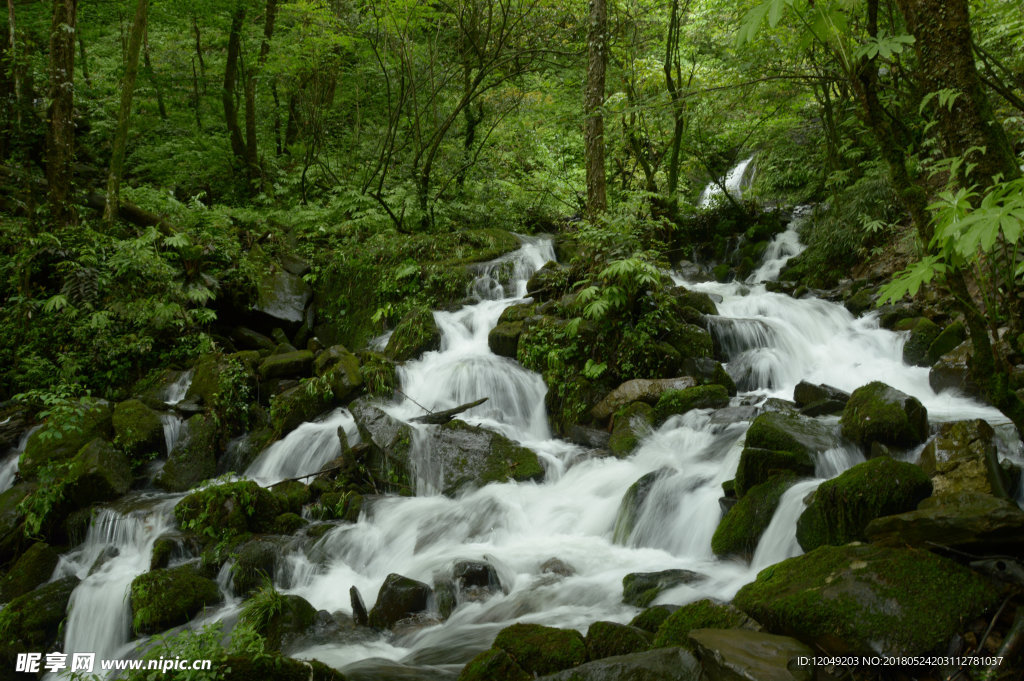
xmin=368 ymin=573 xmax=432 ymax=630
xmin=688 ymin=628 xmax=813 ymax=681
xmin=537 ymin=647 xmax=703 ymax=681
xmin=929 ymin=342 xmax=978 ymax=396
xmin=792 ymin=381 xmax=849 ymax=408
xmin=841 ymin=381 xmax=928 ymax=452
xmin=919 ymin=419 xmax=1012 ymax=498
xmin=592 ymin=377 xmax=698 ymax=422
xmin=622 ymin=569 xmax=703 ymax=607
xmin=254 ymin=270 xmax=312 ymax=326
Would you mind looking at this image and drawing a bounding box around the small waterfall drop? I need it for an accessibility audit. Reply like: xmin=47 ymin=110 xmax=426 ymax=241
xmin=0 ymin=425 xmax=37 ymax=494
xmin=163 ymin=370 xmax=193 ymax=405
xmin=750 ymin=479 xmax=822 ymax=570
xmin=246 ymin=409 xmax=360 ymax=486
xmin=698 ymin=156 xmax=755 ymax=208
xmin=57 ymin=498 xmax=177 ymax=666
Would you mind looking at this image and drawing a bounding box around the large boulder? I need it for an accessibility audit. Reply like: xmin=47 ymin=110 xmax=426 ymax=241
xmin=253 ymin=269 xmax=312 ymax=327
xmin=795 ymin=456 xmax=932 ymax=552
xmin=744 ymin=411 xmax=837 ymax=459
xmin=735 ymin=448 xmax=813 ymax=499
xmin=20 ymin=398 xmax=112 ymax=477
xmin=0 ymin=542 xmax=60 ymax=602
xmin=929 ymin=342 xmax=978 ymax=396
xmin=368 ymin=573 xmax=432 ymax=630
xmin=840 ymin=381 xmax=928 ymax=452
xmin=156 ymin=412 xmax=219 ymax=492
xmin=688 ymin=629 xmax=814 ymax=681
xmin=174 ymin=481 xmax=280 ymax=543
xmin=653 ymin=384 xmax=730 ymax=424
xmin=231 ymin=539 xmax=282 ymax=596
xmin=651 ymin=599 xmax=759 ymax=649
xmin=733 ymin=543 xmax=999 ymax=657
xmin=526 ymin=262 xmax=569 ymax=301
xmin=315 ymin=344 xmax=363 ymax=401
xmin=608 ymin=402 xmax=654 ymax=458
xmin=349 ymin=399 xmax=415 ymax=493
xmin=0 ymin=576 xmax=80 ymax=652
xmin=184 ymin=353 xmax=258 ymax=413
xmin=612 ymin=469 xmax=672 ymax=544
xmin=424 ymin=419 xmax=544 ymax=496
xmin=459 ymin=649 xmax=530 ymax=681
xmin=250 ymin=593 xmax=319 ymax=652
xmin=899 ymin=317 xmax=941 ymax=367
xmin=385 ymin=306 xmax=441 ymax=362
xmin=584 ymin=621 xmax=651 ymax=660
xmin=591 ymin=377 xmax=698 ymax=422
xmin=489 ymin=321 xmax=526 ymax=359
xmin=622 ymin=569 xmax=703 ymax=608
xmin=259 ymin=350 xmax=315 ymax=381
xmin=919 ymin=419 xmax=1012 ymax=498
xmin=0 ymin=483 xmax=33 ymax=563
xmin=221 ymin=655 xmax=344 ymax=681
xmin=712 ymin=473 xmax=797 ymax=560
xmin=493 ymin=623 xmax=587 ymax=677
xmin=130 ymin=564 xmax=222 ymax=634
xmin=64 ymin=438 xmax=133 ymax=507
xmin=865 ymin=491 xmax=1024 ymax=555
xmin=792 ymin=381 xmax=849 ymax=417
xmin=112 ymin=399 xmax=166 ymax=459
xmin=927 ymin=322 xmax=967 ymax=365
xmin=268 ymin=385 xmax=335 ymax=436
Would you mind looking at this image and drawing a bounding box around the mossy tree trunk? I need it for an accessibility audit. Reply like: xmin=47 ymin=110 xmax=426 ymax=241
xmin=584 ymin=0 xmax=607 ymax=217
xmin=45 ymin=0 xmax=78 ymax=228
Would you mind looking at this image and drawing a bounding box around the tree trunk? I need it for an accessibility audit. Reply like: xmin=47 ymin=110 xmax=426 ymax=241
xmin=583 ymin=0 xmax=607 ymax=217
xmin=142 ymin=27 xmax=166 ymax=120
xmin=45 ymin=0 xmax=78 ymax=228
xmin=104 ymin=0 xmax=147 ymax=224
xmin=77 ymin=30 xmax=90 ymax=87
xmin=895 ymin=0 xmax=1020 ymax=185
xmin=222 ymin=6 xmax=247 ymax=165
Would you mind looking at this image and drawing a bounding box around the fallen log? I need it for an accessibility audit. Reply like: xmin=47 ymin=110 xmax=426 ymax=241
xmin=410 ymin=398 xmax=488 ymax=425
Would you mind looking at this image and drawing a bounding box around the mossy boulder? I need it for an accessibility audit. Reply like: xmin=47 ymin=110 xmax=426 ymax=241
xmin=350 ymin=399 xmax=415 ymax=493
xmin=220 ymin=655 xmax=345 ymax=681
xmin=687 ymin=629 xmax=813 ymax=681
xmin=269 ymin=385 xmax=335 ymax=435
xmin=671 ymin=287 xmax=719 ymax=316
xmin=622 ymin=569 xmax=702 ymax=608
xmin=131 ymin=564 xmax=222 ymax=634
xmin=584 ymin=621 xmax=651 ymax=660
xmin=458 ymin=648 xmax=530 ymax=681
xmin=385 ymin=306 xmax=441 ymax=362
xmin=0 ymin=483 xmax=33 ymax=564
xmin=156 ymin=412 xmax=220 ymax=492
xmin=735 ymin=448 xmax=813 ymax=498
xmin=733 ymin=543 xmax=1000 ymax=656
xmin=489 ymin=321 xmax=525 ymax=359
xmin=0 ymin=576 xmax=80 ymax=651
xmin=919 ymin=419 xmax=1012 ymax=498
xmin=367 ymin=573 xmax=432 ymax=630
xmin=526 ymin=262 xmax=570 ymax=301
xmin=653 ymin=384 xmax=730 ymax=423
xmin=927 ymin=322 xmax=966 ymax=365
xmin=744 ymin=411 xmax=836 ymax=459
xmin=316 ymin=345 xmax=363 ymax=401
xmin=492 ymin=623 xmax=587 ymax=676
xmin=252 ymin=593 xmax=319 ymax=652
xmin=865 ymin=491 xmax=1024 ymax=555
xmin=841 ymin=381 xmax=928 ymax=452
xmin=591 ymin=377 xmax=699 ymax=422
xmin=900 ymin=317 xmax=941 ymax=367
xmin=0 ymin=542 xmax=59 ymax=602
xmin=651 ymin=599 xmax=759 ymax=649
xmin=609 ymin=402 xmax=653 ymax=458
xmin=628 ymin=605 xmax=677 ymax=633
xmin=795 ymin=456 xmax=932 ymax=552
xmin=20 ymin=397 xmax=113 ymax=478
xmin=64 ymin=438 xmax=133 ymax=507
xmin=174 ymin=480 xmax=280 ymax=543
xmin=185 ymin=353 xmax=258 ymax=410
xmin=259 ymin=350 xmax=315 ymax=381
xmin=253 ymin=269 xmax=312 ymax=327
xmin=231 ymin=539 xmax=281 ymax=596
xmin=113 ymin=399 xmax=166 ymax=459
xmin=425 ymin=419 xmax=544 ymax=496
xmin=929 ymin=341 xmax=978 ymax=396
xmin=712 ymin=473 xmax=797 ymax=560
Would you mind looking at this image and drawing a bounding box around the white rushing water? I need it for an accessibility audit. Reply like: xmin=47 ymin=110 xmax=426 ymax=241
xmin=48 ymin=211 xmax=1019 ymax=679
xmin=697 ymin=155 xmax=755 ymax=208
xmin=54 ymin=497 xmax=178 ymax=671
xmin=0 ymin=425 xmax=37 ymax=494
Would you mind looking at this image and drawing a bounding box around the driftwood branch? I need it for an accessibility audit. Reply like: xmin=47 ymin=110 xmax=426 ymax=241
xmin=410 ymin=397 xmax=488 ymax=424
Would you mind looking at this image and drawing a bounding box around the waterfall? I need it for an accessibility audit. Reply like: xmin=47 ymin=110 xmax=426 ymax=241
xmin=0 ymin=425 xmax=37 ymax=494
xmin=163 ymin=369 xmax=193 ymax=406
xmin=697 ymin=155 xmax=755 ymax=208
xmin=57 ymin=498 xmax=177 ymax=667
xmin=246 ymin=409 xmax=360 ymax=486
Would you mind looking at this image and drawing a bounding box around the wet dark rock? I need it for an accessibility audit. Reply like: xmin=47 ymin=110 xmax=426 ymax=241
xmin=865 ymin=491 xmax=1024 ymax=555
xmin=493 ymin=622 xmax=587 ymax=677
xmin=713 ymin=473 xmax=797 ymax=560
xmin=20 ymin=397 xmax=112 ymax=477
xmin=0 ymin=576 xmax=80 ymax=652
xmin=735 ymin=448 xmax=813 ymax=499
xmin=629 ymin=605 xmax=678 ymax=633
xmin=733 ymin=543 xmax=1000 ymax=656
xmin=0 ymin=483 xmax=33 ymax=563
xmin=454 ymin=560 xmax=503 ymax=596
xmin=540 ymin=558 xmax=575 ymax=577
xmin=426 ymin=419 xmax=544 ymax=496
xmin=230 ymin=325 xmax=277 ymax=351
xmin=795 ymin=456 xmax=932 ymax=551
xmin=349 ymin=399 xmax=415 ymax=493
xmin=489 ymin=321 xmax=524 ymax=358
xmin=613 ymin=469 xmax=674 ymax=545
xmin=156 ymin=412 xmax=219 ymax=492
xmin=351 ymin=585 xmax=369 ymax=626
xmin=112 ymin=399 xmax=166 ymax=459
xmin=899 ymin=317 xmax=941 ymax=367
xmin=688 ymin=628 xmax=813 ymax=681
xmin=368 ymin=573 xmax=432 ymax=630
xmin=622 ymin=569 xmax=703 ymax=607
xmin=257 ymin=593 xmax=319 ymax=652
xmin=564 ymin=424 xmax=611 ymax=449
xmin=433 ymin=579 xmax=457 ymax=619
xmin=526 ymin=261 xmax=569 ymax=302
xmin=929 ymin=342 xmax=978 ymax=396
xmin=0 ymin=542 xmax=59 ymax=602
xmin=609 ymin=402 xmax=654 ymax=457
xmin=653 ymin=384 xmax=730 ymax=424
xmin=385 ymin=306 xmax=441 ymax=362
xmin=927 ymin=322 xmax=967 ymax=366
xmin=254 ymin=269 xmax=312 ymax=327
xmin=841 ymin=381 xmax=928 ymax=452
xmin=63 ymin=438 xmax=133 ymax=508
xmin=259 ymin=349 xmax=315 ymax=381
xmin=792 ymin=381 xmax=849 ymax=408
xmin=651 ymin=599 xmax=760 ymax=650
xmin=231 ymin=539 xmax=281 ymax=596
xmin=458 ymin=648 xmax=530 ymax=681
xmin=221 ymin=655 xmax=344 ymax=681
xmin=585 ymin=621 xmax=651 ymax=660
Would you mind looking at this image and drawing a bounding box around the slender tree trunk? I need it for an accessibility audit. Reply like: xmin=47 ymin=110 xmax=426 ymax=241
xmin=583 ymin=0 xmax=607 ymax=217
xmin=192 ymin=15 xmax=205 ymax=86
xmin=191 ymin=56 xmax=202 ymax=131
xmin=45 ymin=0 xmax=78 ymax=228
xmin=77 ymin=30 xmax=90 ymax=87
xmin=104 ymin=0 xmax=147 ymax=224
xmin=4 ymin=0 xmax=18 ymax=136
xmin=223 ymin=6 xmax=247 ymax=165
xmin=895 ymin=0 xmax=1020 ymax=185
xmin=142 ymin=27 xmax=165 ymax=120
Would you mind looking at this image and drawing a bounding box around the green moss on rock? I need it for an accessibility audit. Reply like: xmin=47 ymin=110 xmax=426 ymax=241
xmin=385 ymin=306 xmax=441 ymax=362
xmin=174 ymin=480 xmax=280 ymax=545
xmin=0 ymin=542 xmax=59 ymax=603
xmin=712 ymin=473 xmax=797 ymax=559
xmin=0 ymin=576 xmax=79 ymax=650
xmin=629 ymin=605 xmax=676 ymax=633
xmin=20 ymin=398 xmax=113 ymax=478
xmin=609 ymin=402 xmax=654 ymax=457
xmin=269 ymin=384 xmax=335 ymax=436
xmin=927 ymin=322 xmax=966 ymax=366
xmin=458 ymin=648 xmax=530 ymax=681
xmin=901 ymin=318 xmax=941 ymax=367
xmin=156 ymin=413 xmax=220 ymax=492
xmin=113 ymin=399 xmax=165 ymax=459
xmin=492 ymin=622 xmax=587 ymax=676
xmin=653 ymin=385 xmax=730 ymax=423
xmin=130 ymin=565 xmax=222 ymax=635
xmin=585 ymin=621 xmax=651 ymax=660
xmin=841 ymin=381 xmax=928 ymax=451
xmin=221 ymin=655 xmax=345 ymax=681
xmin=733 ymin=543 xmax=999 ymax=656
xmin=259 ymin=350 xmax=315 ymax=381
xmin=651 ymin=599 xmax=755 ymax=649
xmin=735 ymin=448 xmax=813 ymax=498
xmin=795 ymin=456 xmax=932 ymax=552
xmin=64 ymin=438 xmax=133 ymax=507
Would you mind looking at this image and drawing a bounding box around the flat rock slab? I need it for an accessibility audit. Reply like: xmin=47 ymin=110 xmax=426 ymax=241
xmin=592 ymin=377 xmax=698 ymax=422
xmin=689 ymin=628 xmax=813 ymax=681
xmin=537 ymin=647 xmax=703 ymax=681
